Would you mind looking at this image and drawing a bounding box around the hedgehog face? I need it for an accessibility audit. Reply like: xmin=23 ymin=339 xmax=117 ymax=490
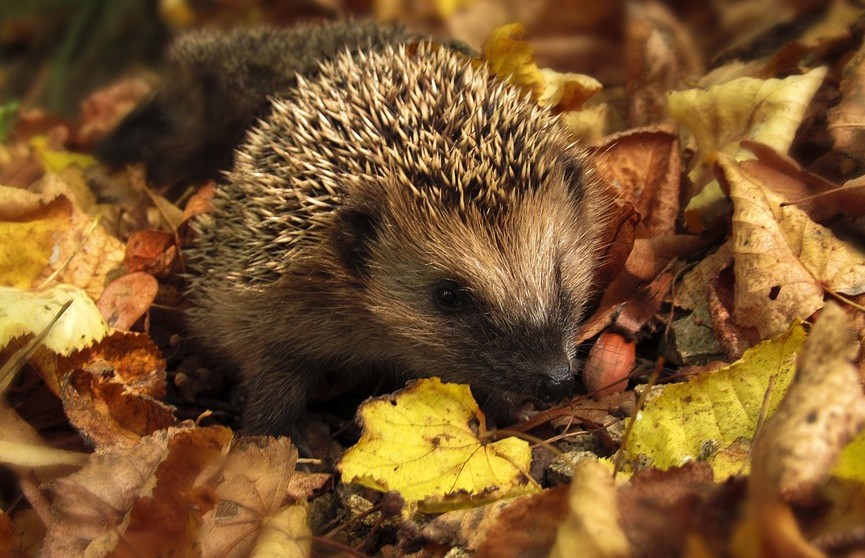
xmin=339 ymin=159 xmax=602 ymax=407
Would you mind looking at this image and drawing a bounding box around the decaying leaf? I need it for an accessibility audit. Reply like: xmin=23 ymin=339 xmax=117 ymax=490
xmin=828 ymin=33 xmax=865 ymax=165
xmin=669 ymin=67 xmax=827 ymax=229
xmin=338 ymin=377 xmax=537 ymax=511
xmin=482 ymin=23 xmax=602 ymax=112
xmin=0 ymin=284 xmax=109 ymax=356
xmin=549 ymin=459 xmax=630 ymax=558
xmin=97 ymin=271 xmax=159 ymax=330
xmin=200 ymin=436 xmax=328 ymax=558
xmin=41 ymin=425 xmax=233 ymax=558
xmin=624 ymin=322 xmax=807 ymax=479
xmin=592 ymin=126 xmax=682 ymax=238
xmin=721 ymin=155 xmax=865 ymax=337
xmin=751 ymin=302 xmax=865 ymax=504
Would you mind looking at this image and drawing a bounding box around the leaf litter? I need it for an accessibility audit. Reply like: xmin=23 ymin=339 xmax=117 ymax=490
xmin=2 ymin=2 xmax=865 ymax=557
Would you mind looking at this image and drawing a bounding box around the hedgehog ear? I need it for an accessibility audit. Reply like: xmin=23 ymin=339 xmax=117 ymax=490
xmin=334 ymin=204 xmax=380 ymax=279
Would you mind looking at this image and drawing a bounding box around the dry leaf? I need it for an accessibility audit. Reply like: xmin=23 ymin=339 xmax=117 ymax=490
xmin=474 ymin=487 xmax=569 ymax=558
xmin=827 ymin=10 xmax=865 ymax=165
xmin=338 ymin=377 xmax=537 ymax=512
xmin=670 ymin=67 xmax=827 ymax=230
xmin=751 ymin=302 xmax=865 ymax=504
xmin=97 ymin=272 xmax=159 ymax=330
xmin=549 ymin=459 xmax=630 ymax=558
xmin=592 ymin=126 xmax=682 ymax=238
xmin=199 ymin=437 xmax=324 ymax=558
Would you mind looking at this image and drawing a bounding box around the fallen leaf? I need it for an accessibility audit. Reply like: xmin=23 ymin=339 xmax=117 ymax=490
xmin=592 ymin=126 xmax=682 ymax=237
xmin=0 ymin=284 xmax=109 ymax=356
xmin=199 ymin=436 xmax=326 ymax=558
xmin=40 ymin=425 xmax=232 ymax=558
xmin=97 ymin=272 xmax=159 ymax=330
xmin=624 ymin=1 xmax=704 ymax=127
xmin=624 ymin=322 xmax=807 ymax=479
xmin=482 ymin=23 xmax=602 ymax=112
xmin=721 ymin=155 xmax=865 ymax=336
xmin=669 ymin=67 xmax=827 ymax=230
xmin=751 ymin=302 xmax=865 ymax=504
xmin=338 ymin=377 xmax=537 ymax=512
xmin=549 ymin=458 xmax=630 ymax=558
xmin=474 ymin=487 xmax=569 ymax=558
xmin=247 ymin=503 xmax=311 ymax=558
xmin=62 ymin=366 xmax=176 ymax=447
xmin=123 ymin=229 xmax=179 ymax=277
xmin=827 ymin=12 xmax=865 ymax=165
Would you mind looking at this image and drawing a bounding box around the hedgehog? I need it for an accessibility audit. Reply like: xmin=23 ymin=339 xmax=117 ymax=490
xmin=184 ymin=40 xmax=609 ymax=436
xmin=95 ymin=21 xmax=412 ymax=193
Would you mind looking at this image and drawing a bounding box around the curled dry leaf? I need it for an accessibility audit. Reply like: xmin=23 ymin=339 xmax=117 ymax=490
xmin=592 ymin=126 xmax=682 ymax=238
xmin=199 ymin=436 xmax=328 ymax=558
xmin=751 ymin=302 xmax=865 ymax=504
xmin=97 ymin=271 xmax=159 ymax=330
xmin=41 ymin=425 xmax=232 ymax=558
xmin=624 ymin=1 xmax=704 ymax=127
xmin=828 ymin=33 xmax=865 ymax=165
xmin=482 ymin=23 xmax=602 ymax=112
xmin=549 ymin=459 xmax=630 ymax=558
xmin=474 ymin=487 xmax=570 ymax=558
xmin=62 ymin=366 xmax=176 ymax=447
xmin=669 ymin=67 xmax=827 ymax=230
xmin=30 ymin=329 xmax=166 ymax=398
xmin=124 ymin=229 xmax=179 ymax=277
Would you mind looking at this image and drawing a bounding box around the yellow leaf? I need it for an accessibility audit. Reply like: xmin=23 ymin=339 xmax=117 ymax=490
xmin=337 ymin=378 xmax=537 ymax=512
xmin=30 ymin=136 xmax=97 ymax=173
xmin=624 ymin=322 xmax=807 ymax=480
xmin=752 ymin=302 xmax=865 ymax=501
xmin=482 ymin=23 xmax=601 ymax=112
xmin=249 ymin=503 xmax=311 ymax=558
xmin=669 ymin=67 xmax=827 ymax=230
xmin=549 ymin=459 xmax=629 ymax=558
xmin=0 ymin=186 xmax=72 ymax=289
xmin=0 ymin=284 xmax=110 ymax=355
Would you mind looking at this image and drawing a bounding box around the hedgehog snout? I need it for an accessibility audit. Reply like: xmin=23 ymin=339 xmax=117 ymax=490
xmin=535 ymin=359 xmax=575 ymax=402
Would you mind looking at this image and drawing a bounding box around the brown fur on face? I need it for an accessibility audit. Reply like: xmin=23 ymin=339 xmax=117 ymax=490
xmin=185 ymin=40 xmax=609 ymax=435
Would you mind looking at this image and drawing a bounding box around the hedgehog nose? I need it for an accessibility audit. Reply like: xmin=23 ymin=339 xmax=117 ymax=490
xmin=537 ymin=361 xmax=574 ymax=402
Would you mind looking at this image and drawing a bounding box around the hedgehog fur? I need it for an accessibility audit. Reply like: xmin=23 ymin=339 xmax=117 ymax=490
xmin=95 ymin=20 xmax=411 ymax=192
xmin=185 ymin=41 xmax=608 ymax=435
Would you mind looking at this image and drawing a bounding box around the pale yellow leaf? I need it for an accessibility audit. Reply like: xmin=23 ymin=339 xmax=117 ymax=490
xmin=338 ymin=377 xmax=536 ymax=512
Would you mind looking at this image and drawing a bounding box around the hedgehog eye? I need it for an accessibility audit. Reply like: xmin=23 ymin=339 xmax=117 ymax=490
xmin=433 ymin=280 xmax=470 ymax=312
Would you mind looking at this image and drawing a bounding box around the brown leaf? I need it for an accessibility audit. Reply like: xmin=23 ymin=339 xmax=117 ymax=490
xmin=748 ymin=302 xmax=865 ymax=558
xmin=474 ymin=487 xmax=569 ymax=558
xmin=62 ymin=367 xmax=176 ymax=448
xmin=721 ymin=156 xmax=826 ymax=338
xmin=31 ymin=330 xmax=166 ymax=399
xmin=123 ymin=230 xmax=179 ymax=277
xmin=624 ymin=2 xmax=704 ymax=127
xmin=199 ymin=437 xmax=326 ymax=558
xmin=827 ymin=13 xmax=865 ymax=165
xmin=97 ymin=272 xmax=159 ymax=330
xmin=617 ymin=463 xmax=716 ymax=558
xmin=40 ymin=426 xmax=231 ymax=557
xmin=751 ymin=302 xmax=865 ymax=504
xmin=593 ymin=126 xmax=682 ymax=237
xmin=74 ymin=79 xmax=151 ymax=148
